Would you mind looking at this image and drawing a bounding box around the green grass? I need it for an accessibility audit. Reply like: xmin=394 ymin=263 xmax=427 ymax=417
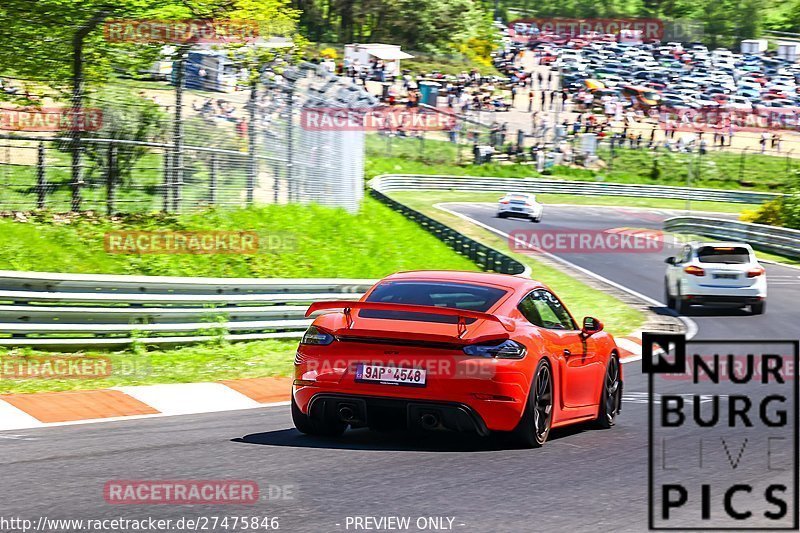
xmin=0 ymin=339 xmax=297 ymax=394
xmin=366 ymin=134 xmax=465 ymax=166
xmin=366 ymin=144 xmax=796 ymax=193
xmin=559 ymin=146 xmax=793 ymax=192
xmin=0 ymin=197 xmax=477 ymax=277
xmin=389 ymin=191 xmax=647 ymax=338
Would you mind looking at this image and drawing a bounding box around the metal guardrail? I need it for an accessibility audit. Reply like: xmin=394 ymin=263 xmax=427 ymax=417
xmin=0 ymin=272 xmax=373 ymax=348
xmin=371 ymin=174 xmax=779 ymax=204
xmin=663 ymin=217 xmax=800 ymax=259
xmin=369 ymin=187 xmax=530 ymax=277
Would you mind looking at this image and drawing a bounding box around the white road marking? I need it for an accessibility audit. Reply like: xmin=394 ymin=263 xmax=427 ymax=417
xmin=0 ymin=400 xmax=45 ymax=431
xmin=0 ymin=434 xmax=37 ymax=440
xmin=623 ymin=392 xmax=722 ymax=404
xmin=114 ymin=382 xmax=262 ymax=416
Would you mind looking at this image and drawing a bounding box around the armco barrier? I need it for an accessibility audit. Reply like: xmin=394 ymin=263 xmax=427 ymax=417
xmin=0 ymin=272 xmax=374 ymax=348
xmin=663 ymin=217 xmax=800 ymax=259
xmin=370 ymin=174 xmax=779 ymax=204
xmin=369 ymin=188 xmax=529 ymax=276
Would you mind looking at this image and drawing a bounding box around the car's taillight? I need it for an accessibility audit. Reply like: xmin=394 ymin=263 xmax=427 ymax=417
xmin=463 ymin=339 xmax=526 ymax=359
xmin=300 ymin=326 xmax=334 ymax=346
xmin=747 ymin=266 xmax=765 ymax=278
xmin=500 ymin=200 xmax=510 ymax=204
xmin=684 ymin=265 xmax=705 ymax=276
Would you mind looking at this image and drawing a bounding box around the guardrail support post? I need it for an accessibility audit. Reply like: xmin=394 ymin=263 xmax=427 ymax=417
xmin=36 ymin=142 xmax=47 ymax=209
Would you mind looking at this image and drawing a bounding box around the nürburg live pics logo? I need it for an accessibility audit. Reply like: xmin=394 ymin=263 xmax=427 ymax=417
xmin=644 ymin=333 xmax=798 ymax=530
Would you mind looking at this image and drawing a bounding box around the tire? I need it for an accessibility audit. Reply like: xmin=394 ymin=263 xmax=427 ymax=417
xmin=674 ymin=288 xmax=689 ymax=314
xmin=531 ymin=216 xmax=542 ymax=223
xmin=664 ymin=280 xmax=676 ymax=309
xmin=751 ymin=301 xmax=766 ymax=315
xmin=596 ymin=356 xmax=621 ymax=429
xmin=511 ymin=359 xmax=553 ymax=448
xmin=291 ymin=396 xmax=346 ymax=437
xmin=497 ymin=212 xmax=506 ymax=219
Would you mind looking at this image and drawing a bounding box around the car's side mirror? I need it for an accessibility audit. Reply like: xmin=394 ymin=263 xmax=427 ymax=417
xmin=582 ymin=316 xmax=604 ymax=337
xmin=665 ymin=256 xmax=677 ymax=265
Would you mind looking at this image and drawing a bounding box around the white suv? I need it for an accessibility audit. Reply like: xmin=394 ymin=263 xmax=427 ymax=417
xmin=664 ymin=242 xmax=767 ymax=314
xmin=496 ymin=193 xmax=543 ymax=222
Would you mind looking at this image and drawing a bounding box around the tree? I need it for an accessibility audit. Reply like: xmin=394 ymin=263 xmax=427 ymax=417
xmin=0 ymin=0 xmax=300 ymax=101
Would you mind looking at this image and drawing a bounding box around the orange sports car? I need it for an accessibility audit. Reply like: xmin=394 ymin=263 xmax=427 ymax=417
xmin=292 ymin=271 xmax=622 ymax=447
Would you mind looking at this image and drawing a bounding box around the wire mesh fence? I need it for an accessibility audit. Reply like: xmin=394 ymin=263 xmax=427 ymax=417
xmin=0 ymin=59 xmax=382 ymax=214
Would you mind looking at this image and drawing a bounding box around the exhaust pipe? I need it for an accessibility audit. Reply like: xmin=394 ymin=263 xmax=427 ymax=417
xmin=338 ymin=405 xmax=356 ymax=423
xmin=420 ymin=413 xmax=439 ymax=430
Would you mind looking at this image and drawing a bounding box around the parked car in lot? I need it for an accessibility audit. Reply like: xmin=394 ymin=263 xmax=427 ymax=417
xmin=664 ymin=242 xmax=767 ymax=314
xmin=496 ymin=193 xmax=543 ymax=222
xmin=293 ymin=271 xmax=623 ymax=447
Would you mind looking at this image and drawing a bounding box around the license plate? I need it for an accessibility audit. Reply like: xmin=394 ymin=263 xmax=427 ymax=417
xmin=354 ymin=364 xmax=427 ymax=387
xmin=511 ymin=207 xmax=523 ymax=211
xmin=714 ymin=273 xmax=739 ymax=279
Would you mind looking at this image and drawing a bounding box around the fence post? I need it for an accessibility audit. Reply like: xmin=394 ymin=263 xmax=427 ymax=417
xmin=246 ymin=80 xmax=257 ymax=205
xmin=285 ymin=81 xmax=295 ymax=202
xmin=162 ymin=151 xmax=172 ymax=212
xmin=172 ymin=153 xmax=181 ymax=212
xmin=172 ymin=48 xmax=187 ymax=213
xmin=273 ymin=160 xmax=280 ymax=204
xmin=36 ymin=142 xmax=46 ymax=209
xmin=106 ymin=143 xmax=118 ymax=216
xmin=209 ymin=153 xmax=218 ymax=205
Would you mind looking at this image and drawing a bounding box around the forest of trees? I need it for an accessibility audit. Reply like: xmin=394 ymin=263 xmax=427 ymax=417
xmin=290 ymin=0 xmax=497 ymax=59
xmin=289 ymin=0 xmax=800 ymax=53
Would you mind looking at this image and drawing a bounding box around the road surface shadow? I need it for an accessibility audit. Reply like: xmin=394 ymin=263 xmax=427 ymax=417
xmin=676 ymin=306 xmax=754 ymax=317
xmin=648 ymin=304 xmax=752 ymax=319
xmin=231 ymin=424 xmax=596 ymax=452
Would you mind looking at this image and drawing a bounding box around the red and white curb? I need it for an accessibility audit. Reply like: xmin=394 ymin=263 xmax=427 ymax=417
xmin=617 ymin=334 xmax=644 ymax=363
xmin=0 ymin=377 xmax=290 ymax=432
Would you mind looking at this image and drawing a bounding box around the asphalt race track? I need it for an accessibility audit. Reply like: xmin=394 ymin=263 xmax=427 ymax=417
xmin=1 ymin=204 xmax=798 ymax=532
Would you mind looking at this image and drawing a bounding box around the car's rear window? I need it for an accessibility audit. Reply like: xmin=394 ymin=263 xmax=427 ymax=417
xmin=361 ymin=281 xmax=507 ymax=324
xmin=696 ymin=246 xmax=751 ymax=264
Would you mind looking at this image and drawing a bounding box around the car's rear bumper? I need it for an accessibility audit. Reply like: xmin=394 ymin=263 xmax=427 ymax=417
xmin=498 ymin=207 xmax=534 ymax=217
xmin=293 ymin=377 xmax=527 ymax=432
xmin=682 ymin=294 xmax=765 ymax=306
xmin=307 ymin=393 xmax=491 ymax=436
xmin=680 ymin=282 xmax=766 ymax=306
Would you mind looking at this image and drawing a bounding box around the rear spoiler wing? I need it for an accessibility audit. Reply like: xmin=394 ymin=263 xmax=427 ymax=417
xmin=305 ymin=301 xmax=515 ymax=337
